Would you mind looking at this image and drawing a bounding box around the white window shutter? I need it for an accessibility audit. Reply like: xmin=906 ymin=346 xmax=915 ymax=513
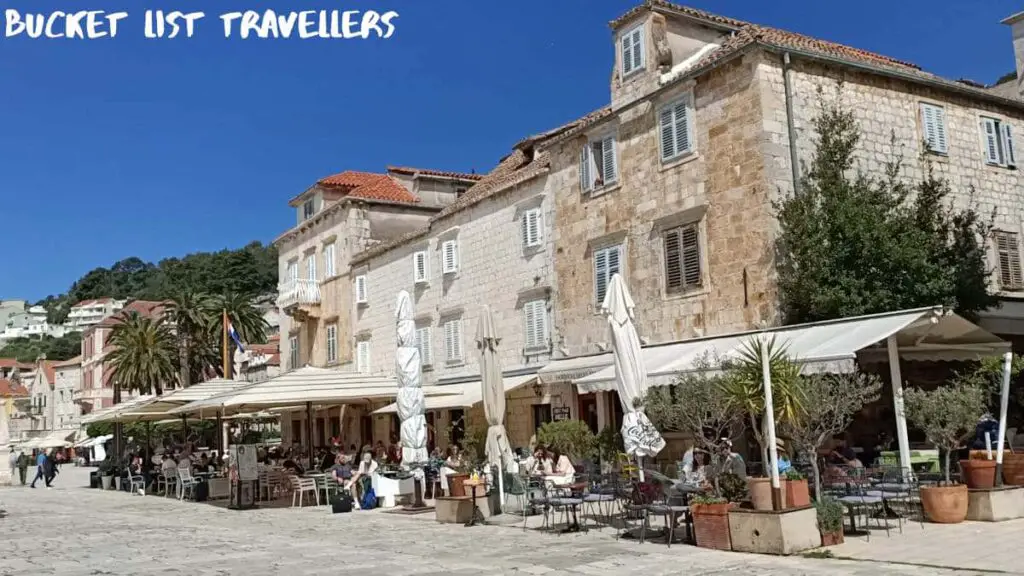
xmin=680 ymin=225 xmax=701 ymax=287
xmin=602 ymin=135 xmax=617 ymax=184
xmin=933 ymin=106 xmax=948 ymax=153
xmin=413 ymin=251 xmax=428 ymax=283
xmin=675 ymin=101 xmax=691 ymax=154
xmin=659 ymin=107 xmax=675 ymax=160
xmin=287 ymin=261 xmax=298 ymax=282
xmin=522 ymin=209 xmax=542 ymax=248
xmin=594 ymin=248 xmax=608 ymax=306
xmin=306 ymin=254 xmax=316 ymax=281
xmin=983 ymin=119 xmax=1000 ymax=164
xmin=922 ymin=104 xmax=947 ymax=154
xmin=579 ymin=146 xmax=592 ymax=192
xmin=632 ymin=28 xmax=644 ymax=71
xmin=531 ymin=209 xmax=543 ymax=246
xmin=1004 ymin=123 xmax=1017 ymax=167
xmin=416 ymin=326 xmax=432 ymax=366
xmin=442 ymin=240 xmax=459 ymax=274
xmin=621 ymin=35 xmax=633 ymax=75
xmin=355 ymin=275 xmax=367 ymax=303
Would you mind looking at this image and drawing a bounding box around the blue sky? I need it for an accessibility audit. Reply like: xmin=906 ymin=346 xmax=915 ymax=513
xmin=2 ymin=0 xmax=1019 ymax=301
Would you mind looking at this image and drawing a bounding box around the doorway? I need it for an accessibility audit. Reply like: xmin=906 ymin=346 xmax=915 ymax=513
xmin=532 ymin=404 xmax=552 ymax=434
xmin=579 ymin=394 xmax=599 ymax=434
xmin=449 ymin=409 xmax=466 ymax=447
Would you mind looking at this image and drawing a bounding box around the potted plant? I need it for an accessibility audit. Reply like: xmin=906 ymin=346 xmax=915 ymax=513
xmin=98 ymin=459 xmax=115 ymax=490
xmin=781 ymin=371 xmax=881 ymax=502
xmin=720 ymin=337 xmax=805 ymax=510
xmin=594 ymin=425 xmax=623 ymax=473
xmin=815 ymin=497 xmax=845 ymax=546
xmin=536 ymin=419 xmax=596 ymax=465
xmin=904 ymin=381 xmax=987 ymax=524
xmin=782 ymin=468 xmax=811 ymax=508
xmin=961 ymin=451 xmax=997 ymax=489
xmin=691 ymin=493 xmax=732 ymax=550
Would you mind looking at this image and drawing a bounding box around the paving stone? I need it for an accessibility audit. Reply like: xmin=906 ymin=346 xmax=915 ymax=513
xmin=0 ymin=468 xmax=999 ymax=576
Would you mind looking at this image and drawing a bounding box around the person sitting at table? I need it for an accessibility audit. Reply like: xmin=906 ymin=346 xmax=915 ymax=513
xmin=387 ymin=435 xmax=403 ymax=464
xmin=199 ymin=453 xmax=212 ymax=472
xmin=547 ymin=447 xmax=576 ymax=487
xmin=329 ymin=453 xmax=353 ymax=484
xmin=680 ymin=449 xmax=708 ymax=488
xmin=524 ymin=445 xmax=549 ymax=475
xmin=347 ymin=446 xmax=378 ymax=509
xmin=439 ymin=445 xmax=463 ymax=496
xmin=282 ymin=457 xmax=305 ymax=476
xmin=318 ymin=449 xmax=334 ymax=472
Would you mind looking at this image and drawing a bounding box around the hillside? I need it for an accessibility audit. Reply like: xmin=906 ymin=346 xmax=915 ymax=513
xmin=33 ymin=241 xmax=279 ymax=325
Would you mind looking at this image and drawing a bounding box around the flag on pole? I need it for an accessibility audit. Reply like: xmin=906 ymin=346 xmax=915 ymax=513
xmin=227 ymin=321 xmax=245 ymax=353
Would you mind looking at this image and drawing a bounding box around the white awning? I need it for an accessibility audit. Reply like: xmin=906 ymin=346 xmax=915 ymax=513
xmin=574 ymin=307 xmax=1010 ymax=392
xmin=104 ymin=378 xmax=248 ymax=423
xmin=30 ymin=429 xmax=77 ymax=449
xmin=537 ymin=353 xmax=611 ymax=384
xmin=168 ymin=366 xmax=453 ymax=416
xmin=372 ymin=375 xmax=536 ymax=415
xmin=80 ymin=395 xmax=157 ymax=425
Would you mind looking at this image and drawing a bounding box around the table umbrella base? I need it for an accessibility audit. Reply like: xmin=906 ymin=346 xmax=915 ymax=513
xmin=465 ymin=505 xmax=486 ymax=527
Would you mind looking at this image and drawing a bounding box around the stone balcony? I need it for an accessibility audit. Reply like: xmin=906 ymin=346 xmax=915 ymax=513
xmin=277 ymin=279 xmax=322 ymax=319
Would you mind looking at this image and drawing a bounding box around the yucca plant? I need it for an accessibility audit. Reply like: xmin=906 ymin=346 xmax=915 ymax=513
xmin=720 ymin=335 xmax=806 ymax=476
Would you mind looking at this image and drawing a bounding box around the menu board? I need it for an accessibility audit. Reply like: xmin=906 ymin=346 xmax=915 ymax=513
xmin=231 ymin=444 xmax=258 ymax=481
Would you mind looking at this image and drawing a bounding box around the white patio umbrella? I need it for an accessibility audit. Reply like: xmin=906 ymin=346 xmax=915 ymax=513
xmin=0 ymin=407 xmax=11 ymax=486
xmin=602 ymin=274 xmax=665 ymax=480
xmin=395 ymin=291 xmax=428 ymax=484
xmin=477 ymin=305 xmax=514 ymax=507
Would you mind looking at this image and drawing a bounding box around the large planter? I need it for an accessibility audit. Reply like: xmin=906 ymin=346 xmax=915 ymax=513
xmin=1003 ymin=453 xmax=1024 ymax=486
xmin=448 ymin=473 xmax=469 ymax=498
xmin=114 ymin=477 xmax=122 ymax=491
xmin=748 ymin=477 xmax=786 ymax=511
xmin=782 ymin=479 xmax=810 ymax=509
xmin=920 ymin=484 xmax=969 ymax=524
xmin=960 ymin=459 xmax=997 ymax=489
xmin=820 ymin=530 xmax=844 ymax=546
xmin=101 ymin=475 xmax=113 ymax=490
xmin=692 ymin=503 xmax=733 ymax=550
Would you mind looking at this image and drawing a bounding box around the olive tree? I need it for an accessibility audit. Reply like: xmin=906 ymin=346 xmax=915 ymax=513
xmin=904 ymin=382 xmax=987 ymax=483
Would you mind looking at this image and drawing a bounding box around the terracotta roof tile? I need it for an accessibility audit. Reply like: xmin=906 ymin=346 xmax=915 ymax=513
xmin=0 ymin=379 xmax=28 ymax=398
xmin=39 ymin=360 xmax=58 ymax=386
xmin=71 ymin=298 xmax=114 ymax=309
xmin=0 ymin=359 xmax=33 ymax=370
xmin=610 ymin=0 xmax=747 ymax=30
xmin=433 ymin=149 xmax=539 ymax=220
xmin=53 ymin=355 xmax=82 ymax=368
xmin=266 ymin=353 xmax=281 ymax=367
xmin=386 ymin=167 xmax=484 ymax=181
xmin=317 ymin=171 xmax=420 ymax=204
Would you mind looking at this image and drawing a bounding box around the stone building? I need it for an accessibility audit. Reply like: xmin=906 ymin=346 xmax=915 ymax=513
xmin=273 ymin=167 xmax=481 ymax=448
xmin=348 ymin=118 xmax=603 ymax=451
xmin=76 ymin=300 xmax=161 ymax=413
xmin=53 ymin=356 xmax=82 ymax=430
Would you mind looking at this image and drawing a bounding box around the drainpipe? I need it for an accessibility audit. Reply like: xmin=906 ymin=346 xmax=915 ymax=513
xmin=782 ymin=52 xmax=800 ymax=196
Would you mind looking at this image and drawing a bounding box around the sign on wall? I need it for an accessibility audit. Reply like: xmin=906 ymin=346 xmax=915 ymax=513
xmin=552 ymin=407 xmax=571 ymax=421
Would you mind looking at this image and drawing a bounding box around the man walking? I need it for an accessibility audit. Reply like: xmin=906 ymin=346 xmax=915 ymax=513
xmin=29 ymin=450 xmax=46 ymax=488
xmin=17 ymin=451 xmax=29 ymax=485
xmin=43 ymin=450 xmax=58 ymax=488
xmin=7 ymin=447 xmax=16 ymax=484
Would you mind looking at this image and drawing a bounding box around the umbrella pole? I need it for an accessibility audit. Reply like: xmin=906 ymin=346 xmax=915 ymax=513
xmin=181 ymin=415 xmax=187 ymax=446
xmin=306 ymin=402 xmax=313 ymax=456
xmin=996 ymin=352 xmax=1013 ymax=486
xmin=216 ymin=412 xmax=224 ymax=458
xmin=146 ymin=422 xmax=151 ymax=463
xmin=498 ymin=456 xmax=505 ymax=510
xmin=761 ymin=336 xmax=783 ymax=512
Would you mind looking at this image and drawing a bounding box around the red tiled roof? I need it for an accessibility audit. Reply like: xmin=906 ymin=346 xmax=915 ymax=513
xmin=386 ymin=166 xmax=484 ymax=181
xmin=610 ymin=0 xmax=747 ymax=29
xmin=53 ymin=355 xmax=82 ymax=368
xmin=0 ymin=379 xmax=28 ymax=398
xmin=71 ymin=297 xmax=114 ymax=309
xmin=38 ymin=360 xmax=58 ymax=387
xmin=317 ymin=171 xmax=420 ymax=204
xmin=0 ymin=359 xmax=33 ymax=370
xmin=266 ymin=353 xmax=280 ymax=367
xmin=95 ymin=300 xmax=166 ymax=328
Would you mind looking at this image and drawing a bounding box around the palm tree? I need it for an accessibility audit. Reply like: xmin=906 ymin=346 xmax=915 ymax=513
xmin=106 ymin=312 xmax=178 ymax=397
xmin=720 ymin=336 xmax=806 ymax=475
xmin=163 ymin=290 xmax=216 ymax=389
xmin=209 ymin=291 xmax=270 ymax=379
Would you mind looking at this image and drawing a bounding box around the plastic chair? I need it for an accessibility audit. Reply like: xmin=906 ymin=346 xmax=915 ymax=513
xmin=290 ymin=475 xmax=319 ymax=507
xmin=128 ymin=470 xmax=146 ymax=496
xmin=176 ymin=468 xmax=200 ymax=501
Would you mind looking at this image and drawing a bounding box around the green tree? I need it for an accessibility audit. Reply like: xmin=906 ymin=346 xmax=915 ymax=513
xmin=775 ymin=91 xmax=997 ymax=324
xmin=162 ymin=290 xmax=216 ymax=389
xmin=105 ymin=312 xmax=177 ymax=397
xmin=210 ymin=291 xmax=270 ymax=379
xmin=0 ymin=333 xmax=82 ymax=362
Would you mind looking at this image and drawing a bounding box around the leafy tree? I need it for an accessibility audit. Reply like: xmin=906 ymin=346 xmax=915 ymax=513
xmin=775 ymin=92 xmax=997 ymax=324
xmin=0 ymin=333 xmax=82 ymax=362
xmin=905 ymin=381 xmax=987 ymax=483
xmin=163 ymin=290 xmax=216 ymax=388
xmin=210 ymin=291 xmax=270 ymax=379
xmin=105 ymin=312 xmax=177 ymax=397
xmin=780 ymin=371 xmax=882 ymax=501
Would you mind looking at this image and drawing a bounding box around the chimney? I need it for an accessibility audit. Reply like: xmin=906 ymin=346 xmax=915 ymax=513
xmin=1002 ymin=12 xmax=1024 ymax=97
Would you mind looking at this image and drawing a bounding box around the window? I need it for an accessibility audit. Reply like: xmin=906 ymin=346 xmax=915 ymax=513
xmin=286 ymin=260 xmax=298 ymax=282
xmin=442 ymin=240 xmax=459 ymax=274
xmin=305 ymin=253 xmax=317 ymax=282
xmin=659 ymin=97 xmax=694 ymax=161
xmin=356 ymin=340 xmax=371 ymax=373
xmin=289 ymin=335 xmax=299 ymax=370
xmin=413 ymin=250 xmax=429 ymax=283
xmin=980 ymin=117 xmax=1017 ymax=167
xmin=354 ymin=275 xmax=368 ymax=304
xmin=523 ymin=300 xmax=549 ymax=350
xmin=415 ymin=326 xmax=432 ymax=366
xmin=326 ymin=323 xmax=338 ymax=364
xmin=663 ymin=223 xmax=702 ymax=293
xmin=302 ymin=199 xmax=315 ymax=220
xmin=580 ymin=135 xmax=618 ymax=192
xmin=593 ymin=245 xmax=622 ymax=306
xmin=521 ymin=208 xmax=543 ymax=248
xmin=443 ymin=318 xmax=463 ymax=363
xmin=620 ymin=25 xmax=644 ymax=77
xmin=995 ymin=230 xmax=1023 ymax=291
xmin=920 ymin=103 xmax=948 ymax=154
xmin=323 ymin=242 xmax=336 ymax=278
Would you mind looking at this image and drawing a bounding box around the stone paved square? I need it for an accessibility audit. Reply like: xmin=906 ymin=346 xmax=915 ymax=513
xmin=0 ymin=468 xmax=1006 ymax=576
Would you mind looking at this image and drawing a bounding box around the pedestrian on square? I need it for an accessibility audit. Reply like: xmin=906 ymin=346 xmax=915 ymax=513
xmin=7 ymin=446 xmax=16 ymax=482
xmin=16 ymin=451 xmax=29 ymax=485
xmin=29 ymin=450 xmax=46 ymax=488
xmin=43 ymin=450 xmax=58 ymax=488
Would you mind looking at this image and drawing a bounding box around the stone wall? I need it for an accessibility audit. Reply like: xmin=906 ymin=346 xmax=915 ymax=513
xmin=549 ymin=51 xmax=776 ymax=357
xmin=352 ymin=176 xmax=554 ymax=384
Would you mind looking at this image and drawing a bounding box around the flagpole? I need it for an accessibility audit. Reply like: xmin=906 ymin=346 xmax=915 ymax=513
xmin=222 ymin=309 xmax=230 ymax=379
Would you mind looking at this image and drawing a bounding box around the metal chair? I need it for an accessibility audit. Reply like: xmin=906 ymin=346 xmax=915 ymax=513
xmin=522 ymin=475 xmax=550 ymax=531
xmin=582 ymin=474 xmax=619 ymax=530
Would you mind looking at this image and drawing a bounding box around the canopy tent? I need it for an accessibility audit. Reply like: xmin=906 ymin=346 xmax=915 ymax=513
xmin=573 ymin=307 xmax=1009 ymax=392
xmin=25 ymin=429 xmax=77 ymax=449
xmin=168 ymin=366 xmax=452 ymax=416
xmin=372 ymin=375 xmax=536 ymax=415
xmin=92 ymin=378 xmax=248 ymax=423
xmin=80 ymin=396 xmax=157 ymax=425
xmin=73 ymin=434 xmax=113 ymax=449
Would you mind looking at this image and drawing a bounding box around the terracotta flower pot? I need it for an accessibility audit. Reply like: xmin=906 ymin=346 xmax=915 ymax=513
xmin=782 ymin=478 xmax=810 ymax=508
xmin=920 ymin=484 xmax=968 ymax=524
xmin=960 ymin=459 xmax=997 ymax=489
xmin=448 ymin=473 xmax=469 ymax=497
xmin=692 ymin=503 xmax=732 ymax=550
xmin=747 ymin=477 xmax=786 ymax=511
xmin=820 ymin=530 xmax=844 ymax=546
xmin=1003 ymin=453 xmax=1024 ymax=486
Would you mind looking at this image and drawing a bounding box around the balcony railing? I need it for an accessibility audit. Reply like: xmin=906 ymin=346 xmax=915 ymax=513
xmin=277 ymin=278 xmax=321 ymax=310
